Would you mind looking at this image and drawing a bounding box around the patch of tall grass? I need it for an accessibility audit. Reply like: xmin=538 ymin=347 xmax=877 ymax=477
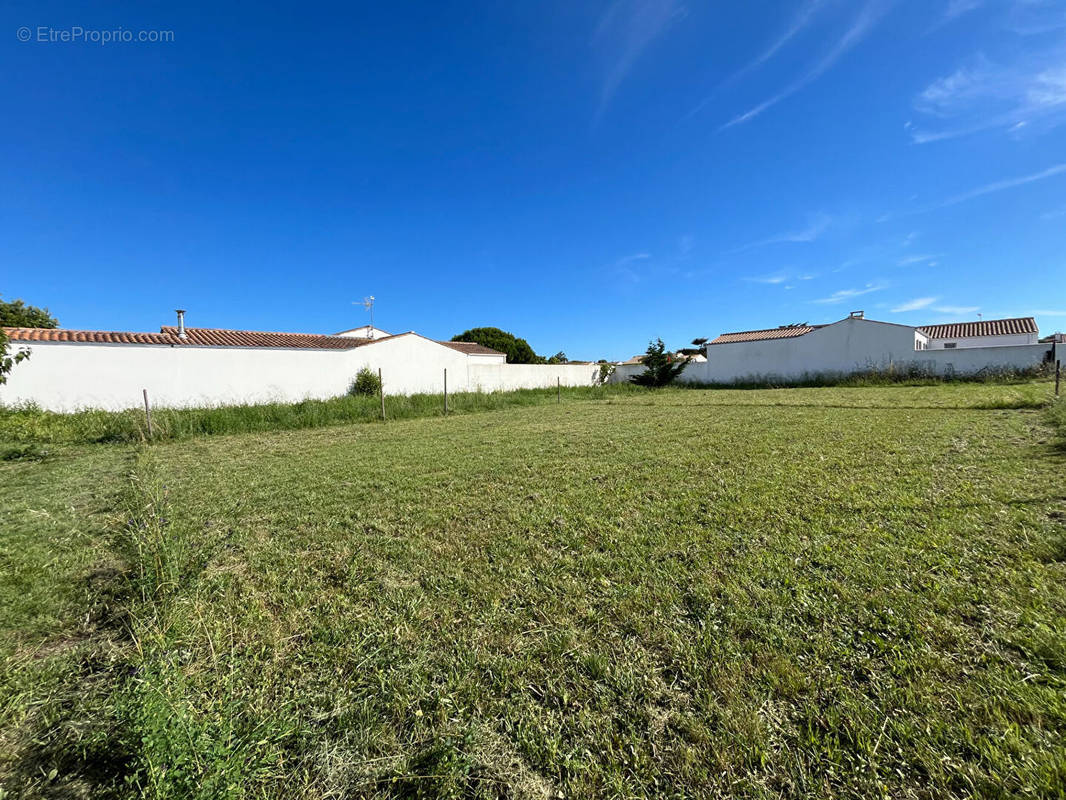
xmin=681 ymin=362 xmax=1053 ymax=390
xmin=1046 ymin=395 xmax=1066 ymax=444
xmin=0 ymin=384 xmax=640 ymax=445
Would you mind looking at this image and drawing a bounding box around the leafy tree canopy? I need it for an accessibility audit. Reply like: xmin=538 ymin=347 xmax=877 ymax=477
xmin=630 ymin=338 xmax=689 ymax=388
xmin=0 ymin=297 xmax=58 ymax=329
xmin=0 ymin=331 xmax=30 ymax=385
xmin=451 ymin=327 xmax=545 ymax=364
xmin=547 ymin=351 xmax=568 ymax=364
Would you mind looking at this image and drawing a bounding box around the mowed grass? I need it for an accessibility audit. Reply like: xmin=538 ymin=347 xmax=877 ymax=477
xmin=1 ymin=383 xmax=1065 ymax=798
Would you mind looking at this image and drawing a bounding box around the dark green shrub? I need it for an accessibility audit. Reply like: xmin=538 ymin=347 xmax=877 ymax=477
xmin=348 ymin=367 xmax=383 ymax=396
xmin=630 ymin=339 xmax=689 ymax=387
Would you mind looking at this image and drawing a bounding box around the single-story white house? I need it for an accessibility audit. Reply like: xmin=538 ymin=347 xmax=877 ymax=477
xmin=914 ymin=318 xmax=1040 ymax=350
xmin=683 ymin=313 xmax=1055 ymax=384
xmin=1 ymin=312 xmax=600 ymax=411
xmin=610 ymin=312 xmax=1057 ymax=385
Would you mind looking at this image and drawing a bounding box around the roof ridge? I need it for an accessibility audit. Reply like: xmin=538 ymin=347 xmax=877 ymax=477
xmin=159 ymin=325 xmax=352 ymax=339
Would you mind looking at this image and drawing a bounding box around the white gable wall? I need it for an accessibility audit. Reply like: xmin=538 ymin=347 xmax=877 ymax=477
xmin=334 ymin=325 xmax=392 ymax=340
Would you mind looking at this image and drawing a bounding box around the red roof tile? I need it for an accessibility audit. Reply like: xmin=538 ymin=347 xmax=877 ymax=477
xmin=917 ymin=317 xmax=1037 ymax=340
xmin=708 ymin=325 xmax=822 ymax=345
xmin=158 ymin=326 xmax=369 ymax=349
xmin=4 ymin=326 xmax=371 ymax=349
xmin=439 ymin=341 xmax=506 ymax=356
xmin=2 ymin=327 xmax=175 ymax=345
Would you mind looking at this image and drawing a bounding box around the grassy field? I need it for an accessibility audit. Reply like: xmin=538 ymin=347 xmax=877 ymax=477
xmin=2 ymin=383 xmax=1064 ymax=798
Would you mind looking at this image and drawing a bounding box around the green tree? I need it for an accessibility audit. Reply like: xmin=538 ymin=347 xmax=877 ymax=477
xmin=451 ymin=327 xmax=545 ymax=364
xmin=630 ymin=338 xmax=689 ymax=388
xmin=547 ymin=351 xmax=568 ymax=364
xmin=0 ymin=330 xmax=30 ymax=385
xmin=0 ymin=297 xmax=58 ymax=328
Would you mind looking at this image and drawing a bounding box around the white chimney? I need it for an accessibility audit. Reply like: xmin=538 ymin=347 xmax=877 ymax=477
xmin=175 ymin=309 xmax=187 ymax=338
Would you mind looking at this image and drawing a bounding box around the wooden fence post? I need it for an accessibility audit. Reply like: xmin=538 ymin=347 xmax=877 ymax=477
xmin=557 ymin=377 xmax=561 ymax=404
xmin=1056 ymin=360 xmax=1061 ymax=397
xmin=444 ymin=368 xmax=449 ymax=414
xmin=379 ymin=368 xmax=386 ymax=420
xmin=142 ymin=389 xmax=153 ymax=437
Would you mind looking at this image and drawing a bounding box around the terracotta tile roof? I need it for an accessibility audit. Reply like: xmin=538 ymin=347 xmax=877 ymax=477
xmin=4 ymin=326 xmax=371 ymax=349
xmin=439 ymin=341 xmax=506 ymax=356
xmin=708 ymin=325 xmax=822 ymax=345
xmin=917 ymin=317 xmax=1037 ymax=340
xmin=3 ymin=327 xmax=175 ymax=345
xmin=158 ymin=326 xmax=369 ymax=349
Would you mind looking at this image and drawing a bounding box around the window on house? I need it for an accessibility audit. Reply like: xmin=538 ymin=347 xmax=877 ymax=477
xmin=943 ymin=342 xmax=957 ymax=349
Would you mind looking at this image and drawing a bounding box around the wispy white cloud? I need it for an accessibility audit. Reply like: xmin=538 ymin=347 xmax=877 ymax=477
xmin=928 ymin=0 xmax=983 ymax=31
xmin=1006 ymin=1 xmax=1066 ymax=36
xmin=892 ymin=296 xmax=938 ymax=312
xmin=812 ymin=282 xmax=888 ymax=304
xmin=1042 ymin=205 xmax=1066 ymax=220
xmin=721 ymin=0 xmax=891 ymax=129
xmin=615 ymin=252 xmax=651 ymax=266
xmin=1034 ymin=309 xmax=1066 ymax=316
xmin=891 ymin=296 xmax=980 ymax=314
xmin=897 ymin=253 xmax=941 ymax=266
xmin=731 ymin=212 xmax=833 ymax=252
xmin=592 ymin=0 xmax=683 ymax=123
xmin=910 ymin=51 xmax=1066 ymax=143
xmin=726 ymin=0 xmax=830 ymax=83
xmin=943 ymin=162 xmax=1066 ymax=205
xmin=932 ymin=304 xmax=980 ymax=315
xmin=684 ymin=0 xmax=832 ymax=122
xmin=746 ymin=272 xmax=790 ymax=284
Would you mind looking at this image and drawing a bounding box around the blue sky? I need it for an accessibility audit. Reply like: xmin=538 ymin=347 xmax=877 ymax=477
xmin=3 ymin=0 xmax=1065 ymax=360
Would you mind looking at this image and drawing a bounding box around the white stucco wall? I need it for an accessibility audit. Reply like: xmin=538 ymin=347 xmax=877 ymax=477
xmin=0 ymin=341 xmax=354 ymax=411
xmin=466 ymin=352 xmax=508 ymax=366
xmin=688 ymin=317 xmax=921 ymax=383
xmin=926 ymin=333 xmax=1037 ymax=349
xmin=912 ymin=343 xmax=1051 ymax=376
xmin=0 ymin=333 xmax=602 ymax=411
xmin=467 ymin=362 xmax=600 ymax=392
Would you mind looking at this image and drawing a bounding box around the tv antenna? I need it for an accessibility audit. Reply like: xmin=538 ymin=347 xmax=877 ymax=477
xmin=352 ymin=296 xmax=375 ymax=338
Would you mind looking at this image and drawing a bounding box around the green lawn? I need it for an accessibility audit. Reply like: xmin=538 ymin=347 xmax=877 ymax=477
xmin=2 ymin=383 xmax=1064 ymax=798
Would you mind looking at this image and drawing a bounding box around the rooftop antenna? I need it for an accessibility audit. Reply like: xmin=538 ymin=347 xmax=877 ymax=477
xmin=977 ymin=313 xmax=983 ymax=321
xmin=352 ymin=296 xmax=375 ymax=338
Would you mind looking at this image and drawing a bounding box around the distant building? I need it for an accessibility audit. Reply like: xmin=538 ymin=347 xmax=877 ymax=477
xmin=610 ymin=313 xmax=1056 ymax=385
xmin=915 ymin=318 xmax=1039 ymax=350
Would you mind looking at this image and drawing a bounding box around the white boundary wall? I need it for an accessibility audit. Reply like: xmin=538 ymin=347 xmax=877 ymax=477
xmin=0 ymin=333 xmax=600 ymax=411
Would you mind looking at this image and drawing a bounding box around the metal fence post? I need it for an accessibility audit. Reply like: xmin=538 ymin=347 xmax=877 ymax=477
xmin=1056 ymin=360 xmax=1061 ymax=397
xmin=379 ymin=368 xmax=386 ymax=420
xmin=557 ymin=377 xmax=561 ymax=404
xmin=142 ymin=389 xmax=153 ymax=437
xmin=444 ymin=368 xmax=449 ymax=414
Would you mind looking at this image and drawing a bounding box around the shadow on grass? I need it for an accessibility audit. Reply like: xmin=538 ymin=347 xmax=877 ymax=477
xmin=3 ymin=535 xmax=136 ymax=797
xmin=613 ymin=400 xmax=1050 ymax=411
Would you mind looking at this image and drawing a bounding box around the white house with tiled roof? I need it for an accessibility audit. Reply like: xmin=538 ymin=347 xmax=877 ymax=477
xmin=674 ymin=312 xmax=1054 ymax=385
xmin=1 ymin=311 xmax=595 ymax=411
xmin=915 ymin=318 xmax=1040 ymax=350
